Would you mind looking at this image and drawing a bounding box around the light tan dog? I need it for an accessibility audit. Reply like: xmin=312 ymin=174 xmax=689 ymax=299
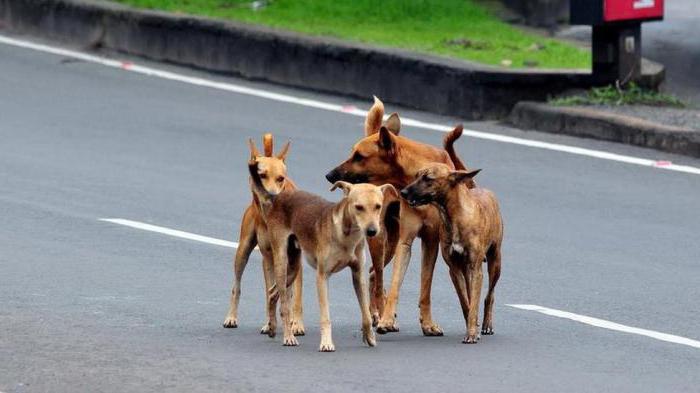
xmin=223 ymin=134 xmax=304 ymax=336
xmin=401 ymin=163 xmax=503 ymax=344
xmin=326 ymin=97 xmax=471 ymax=335
xmin=249 ymin=159 xmax=397 ymax=351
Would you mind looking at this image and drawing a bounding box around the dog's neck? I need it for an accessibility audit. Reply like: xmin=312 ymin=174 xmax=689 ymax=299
xmin=434 ymin=185 xmax=475 ymax=247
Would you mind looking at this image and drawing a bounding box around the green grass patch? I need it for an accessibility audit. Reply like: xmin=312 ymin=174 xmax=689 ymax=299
xmin=550 ymin=84 xmax=686 ymax=107
xmin=111 ymin=0 xmax=590 ymax=69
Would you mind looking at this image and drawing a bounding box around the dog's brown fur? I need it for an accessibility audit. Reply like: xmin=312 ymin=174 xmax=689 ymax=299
xmin=249 ymin=159 xmax=397 ymax=351
xmin=325 ymin=97 xmax=470 ymax=335
xmin=223 ymin=134 xmax=305 ymax=336
xmin=402 ymin=163 xmax=503 ymax=343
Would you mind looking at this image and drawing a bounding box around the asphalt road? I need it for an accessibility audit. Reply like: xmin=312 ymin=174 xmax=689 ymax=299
xmin=1 ymin=34 xmax=700 ymax=393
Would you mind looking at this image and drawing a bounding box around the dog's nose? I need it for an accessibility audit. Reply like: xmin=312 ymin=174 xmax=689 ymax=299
xmin=325 ymin=169 xmax=340 ymax=183
xmin=366 ymin=228 xmax=378 ymax=237
xmin=400 ymin=188 xmax=410 ymax=199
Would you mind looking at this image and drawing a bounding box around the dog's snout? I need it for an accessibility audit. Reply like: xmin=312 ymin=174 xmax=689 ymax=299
xmin=366 ymin=227 xmax=378 ymax=237
xmin=400 ymin=188 xmax=410 ymax=199
xmin=325 ymin=169 xmax=341 ymax=183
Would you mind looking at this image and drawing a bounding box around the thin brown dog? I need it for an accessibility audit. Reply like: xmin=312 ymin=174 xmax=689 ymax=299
xmin=249 ymin=159 xmax=397 ymax=351
xmin=223 ymin=134 xmax=305 ymax=336
xmin=401 ymin=163 xmax=503 ymax=343
xmin=325 ymin=97 xmax=471 ymax=335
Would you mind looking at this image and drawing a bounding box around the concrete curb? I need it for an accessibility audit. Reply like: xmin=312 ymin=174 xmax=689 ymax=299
xmin=0 ymin=0 xmax=664 ymax=120
xmin=508 ymin=101 xmax=700 ymax=157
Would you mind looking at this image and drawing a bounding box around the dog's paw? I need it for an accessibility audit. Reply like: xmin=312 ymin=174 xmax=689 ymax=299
xmin=260 ymin=322 xmax=270 ymax=335
xmin=282 ymin=335 xmax=299 ymax=346
xmin=376 ymin=318 xmax=399 ymax=335
xmin=291 ymin=320 xmax=306 ymax=336
xmin=262 ymin=322 xmax=277 ymax=338
xmin=462 ymin=334 xmax=480 ymax=344
xmin=319 ymin=341 xmax=336 ymax=352
xmin=222 ymin=316 xmax=238 ymax=328
xmin=481 ymin=325 xmax=494 ymax=335
xmin=363 ymin=329 xmax=377 ymax=348
xmin=421 ymin=322 xmax=444 ymax=337
xmin=371 ymin=313 xmax=380 ymax=328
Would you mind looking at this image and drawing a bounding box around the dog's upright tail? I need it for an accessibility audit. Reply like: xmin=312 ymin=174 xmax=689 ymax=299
xmin=443 ymin=124 xmax=467 ymax=170
xmin=248 ymin=160 xmax=275 ymax=213
xmin=262 ymin=133 xmax=274 ymax=157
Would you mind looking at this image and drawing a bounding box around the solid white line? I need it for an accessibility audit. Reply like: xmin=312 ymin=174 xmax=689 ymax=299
xmin=2 ymin=34 xmax=699 ymax=176
xmin=508 ymin=304 xmax=700 ymax=349
xmin=99 ymin=218 xmax=239 ymax=249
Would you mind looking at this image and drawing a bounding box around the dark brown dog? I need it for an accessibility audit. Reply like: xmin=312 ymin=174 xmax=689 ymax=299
xmin=223 ymin=134 xmax=304 ymax=336
xmin=326 ymin=97 xmax=470 ymax=335
xmin=401 ymin=164 xmax=503 ymax=343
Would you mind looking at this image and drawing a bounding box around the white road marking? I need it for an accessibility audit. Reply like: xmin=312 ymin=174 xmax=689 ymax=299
xmin=1 ymin=34 xmax=699 ymax=176
xmin=99 ymin=218 xmax=240 ymax=249
xmin=508 ymin=304 xmax=700 ymax=349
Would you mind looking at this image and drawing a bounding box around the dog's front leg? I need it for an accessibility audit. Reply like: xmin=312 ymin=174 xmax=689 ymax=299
xmin=376 ymin=218 xmax=420 ymax=334
xmin=464 ymin=255 xmax=484 ymax=344
xmin=272 ymin=241 xmax=298 ymax=346
xmin=352 ymin=245 xmax=376 ymax=347
xmin=418 ymin=231 xmax=443 ymax=336
xmin=367 ymin=234 xmax=386 ymax=327
xmin=316 ymin=268 xmax=334 ymax=352
xmin=224 ymin=206 xmax=257 ymax=328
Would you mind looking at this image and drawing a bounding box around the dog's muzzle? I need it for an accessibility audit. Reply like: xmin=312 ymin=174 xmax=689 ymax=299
xmin=325 ymin=169 xmax=341 ymax=183
xmin=365 ymin=227 xmax=378 ymax=237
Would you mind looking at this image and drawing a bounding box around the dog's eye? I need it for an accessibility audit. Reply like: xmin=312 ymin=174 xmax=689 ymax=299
xmin=259 ymin=173 xmax=268 ymax=179
xmin=352 ymin=152 xmax=364 ymax=162
xmin=374 ymin=204 xmax=381 ymax=211
xmin=276 ymin=176 xmax=284 ymax=183
xmin=355 ymin=205 xmax=364 ymax=211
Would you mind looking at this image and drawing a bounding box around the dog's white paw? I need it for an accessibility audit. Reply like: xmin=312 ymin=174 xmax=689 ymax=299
xmin=291 ymin=319 xmax=306 ymax=336
xmin=222 ymin=316 xmax=238 ymax=328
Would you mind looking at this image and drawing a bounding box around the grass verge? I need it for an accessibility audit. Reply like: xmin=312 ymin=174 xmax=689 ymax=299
xmin=550 ymin=84 xmax=685 ymax=107
xmin=111 ymin=0 xmax=590 ymax=69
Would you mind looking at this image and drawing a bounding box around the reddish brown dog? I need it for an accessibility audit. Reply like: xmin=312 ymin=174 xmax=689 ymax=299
xmin=325 ymin=97 xmax=471 ymax=335
xmin=223 ymin=134 xmax=305 ymax=336
xmin=401 ymin=164 xmax=503 ymax=343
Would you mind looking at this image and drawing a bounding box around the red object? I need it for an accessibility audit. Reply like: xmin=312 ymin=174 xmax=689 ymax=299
xmin=605 ymin=0 xmax=664 ymax=22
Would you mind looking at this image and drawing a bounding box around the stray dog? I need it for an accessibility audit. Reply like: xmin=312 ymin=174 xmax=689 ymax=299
xmin=249 ymin=159 xmax=397 ymax=351
xmin=401 ymin=163 xmax=503 ymax=343
xmin=326 ymin=97 xmax=471 ymax=335
xmin=223 ymin=134 xmax=305 ymax=336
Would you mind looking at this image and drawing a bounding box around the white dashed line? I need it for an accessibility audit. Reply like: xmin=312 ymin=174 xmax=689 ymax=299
xmin=508 ymin=304 xmax=700 ymax=349
xmin=1 ymin=34 xmax=699 ymax=176
xmin=99 ymin=218 xmax=240 ymax=249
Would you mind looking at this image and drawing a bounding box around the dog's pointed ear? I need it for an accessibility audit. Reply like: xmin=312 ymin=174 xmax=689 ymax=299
xmin=379 ymin=184 xmax=398 ymax=199
xmin=378 ymin=126 xmax=396 ymax=154
xmin=365 ymin=96 xmax=385 ymax=136
xmin=276 ymin=141 xmax=291 ymax=162
xmin=262 ymin=133 xmax=274 ymax=157
xmin=384 ymin=113 xmax=401 ymax=135
xmin=449 ymin=169 xmax=481 ymax=185
xmin=248 ymin=138 xmax=261 ymax=160
xmin=330 ymin=181 xmax=353 ymax=196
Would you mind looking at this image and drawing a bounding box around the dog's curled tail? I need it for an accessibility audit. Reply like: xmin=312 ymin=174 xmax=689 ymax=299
xmin=444 ymin=124 xmax=467 ymax=170
xmin=248 ymin=160 xmax=275 ymax=212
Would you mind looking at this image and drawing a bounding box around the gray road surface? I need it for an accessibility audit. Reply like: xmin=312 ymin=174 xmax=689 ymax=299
xmin=1 ymin=34 xmax=699 ymax=393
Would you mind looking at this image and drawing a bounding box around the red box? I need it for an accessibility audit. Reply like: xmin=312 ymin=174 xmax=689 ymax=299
xmin=605 ymin=0 xmax=664 ymax=22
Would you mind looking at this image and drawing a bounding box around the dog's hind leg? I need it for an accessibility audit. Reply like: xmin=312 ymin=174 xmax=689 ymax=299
xmin=482 ymin=244 xmax=501 ymax=336
xmin=224 ymin=206 xmax=257 ymax=328
xmin=418 ymin=231 xmax=443 ymax=336
xmin=352 ymin=244 xmax=376 ymax=347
